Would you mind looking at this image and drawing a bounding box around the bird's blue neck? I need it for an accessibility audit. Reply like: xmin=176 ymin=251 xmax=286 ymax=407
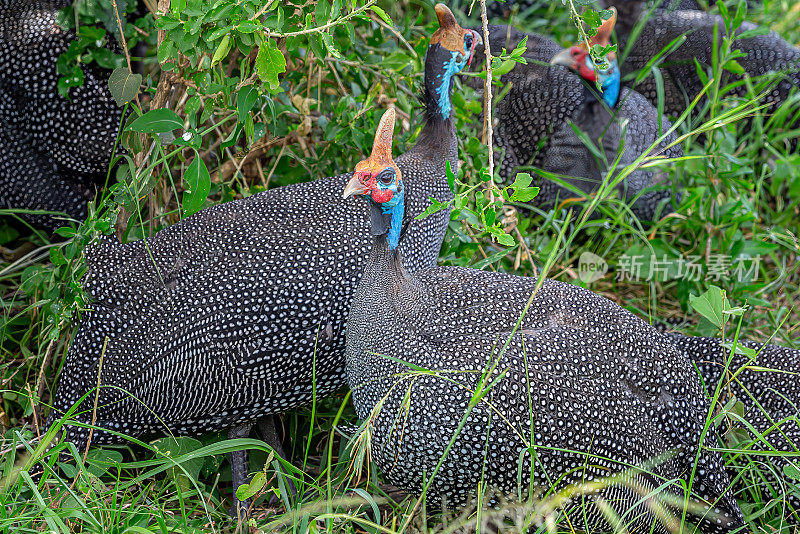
xmin=367 ymin=191 xmax=405 ymax=250
xmin=383 ymin=190 xmax=405 ymax=250
xmin=600 ymin=68 xmax=621 ymax=108
xmin=424 ymin=44 xmax=463 ymax=121
xmin=586 ymin=56 xmax=621 ymax=107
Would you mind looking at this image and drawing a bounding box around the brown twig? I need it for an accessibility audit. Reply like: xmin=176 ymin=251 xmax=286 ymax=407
xmin=31 ymin=338 xmax=60 ymax=434
xmin=116 ymin=0 xmax=172 ymax=240
xmin=211 ymin=135 xmax=294 ymax=183
xmin=265 ymin=137 xmax=290 ymax=187
xmin=82 ymin=337 xmax=108 ymax=465
xmin=260 ymin=0 xmax=376 ymax=39
xmin=35 ymin=339 xmax=58 ymax=401
xmin=109 ymin=0 xmax=141 ymax=108
xmin=479 ymin=0 xmax=498 ymax=198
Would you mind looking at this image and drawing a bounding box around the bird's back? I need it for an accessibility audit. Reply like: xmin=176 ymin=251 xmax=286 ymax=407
xmin=54 ymin=148 xmax=453 ymax=446
xmin=618 ymin=8 xmax=800 ymax=117
xmin=347 ymin=257 xmax=741 ymax=530
xmin=482 ymin=28 xmax=681 ymax=218
xmin=0 ymin=0 xmax=121 ymax=176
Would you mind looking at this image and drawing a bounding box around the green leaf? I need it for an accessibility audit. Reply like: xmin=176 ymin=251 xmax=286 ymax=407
xmin=49 ymin=247 xmax=67 ymax=267
xmin=370 ymin=5 xmax=392 ymax=25
xmin=170 ymin=0 xmax=186 ymax=15
xmin=783 ymin=463 xmax=800 ymax=480
xmin=207 ymin=26 xmax=232 ymax=41
xmin=490 ymin=227 xmax=515 ymax=247
xmin=415 ymin=197 xmax=451 ymax=219
xmin=151 ymin=436 xmax=205 ymax=482
xmin=122 ymin=527 xmax=159 ymax=534
xmin=736 ymin=27 xmax=769 ymax=40
xmin=492 ymin=59 xmax=518 ymax=77
xmin=721 ymin=341 xmax=757 ymax=359
xmin=182 ymin=152 xmax=211 ymax=217
xmin=307 ymin=32 xmax=325 ymax=62
xmin=212 ymin=34 xmax=232 ymax=66
xmin=85 ymin=449 xmax=124 ymax=478
xmin=235 ymin=469 xmax=268 ymax=501
xmin=689 ymin=286 xmax=728 ymax=331
xmin=581 ymin=8 xmax=601 ymax=30
xmin=57 ymin=65 xmax=84 ymax=98
xmin=510 ymin=186 xmax=539 ymax=202
xmin=108 ymin=67 xmax=142 ymax=106
xmin=256 ymin=39 xmax=287 ymax=90
xmin=471 ymin=247 xmax=511 ymax=270
xmin=156 ymin=39 xmax=175 ymax=63
xmin=237 ymin=20 xmax=259 ymax=33
xmin=254 ymin=122 xmax=266 ymax=141
xmin=322 ymin=32 xmax=341 ymax=58
xmin=244 ymin=114 xmax=254 ymax=141
xmin=128 ymin=108 xmax=183 ymax=133
xmin=184 ymin=94 xmax=201 ymax=118
xmin=723 ymin=59 xmax=745 ymax=75
xmin=237 ymin=85 xmax=260 ymax=123
xmin=315 ymin=0 xmax=331 ymax=24
xmin=445 ymin=160 xmax=456 ymax=193
xmin=505 ymin=172 xmax=539 ymax=202
xmin=276 ymin=6 xmax=285 ymax=32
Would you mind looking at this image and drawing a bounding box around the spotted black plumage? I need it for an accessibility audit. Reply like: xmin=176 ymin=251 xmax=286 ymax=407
xmin=0 ymin=0 xmax=122 ymax=230
xmin=670 ymin=334 xmax=800 ymax=505
xmin=48 ymin=3 xmax=475 ymax=512
xmin=484 ymin=0 xmax=541 ymax=19
xmin=471 ymin=25 xmax=682 ymax=220
xmin=345 ymin=144 xmax=743 ymax=533
xmin=602 ymin=0 xmax=800 ymax=134
xmin=487 ymin=0 xmax=703 ymax=20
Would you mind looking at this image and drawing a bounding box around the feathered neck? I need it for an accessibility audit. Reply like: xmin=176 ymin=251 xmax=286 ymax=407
xmin=367 ymin=193 xmax=405 ymax=250
xmin=410 ymin=43 xmax=459 ymax=174
xmin=368 ymin=231 xmax=409 ymax=284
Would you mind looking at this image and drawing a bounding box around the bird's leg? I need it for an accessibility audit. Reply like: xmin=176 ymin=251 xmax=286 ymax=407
xmin=228 ymin=423 xmax=253 ymax=519
xmin=257 ymin=415 xmax=298 ymax=500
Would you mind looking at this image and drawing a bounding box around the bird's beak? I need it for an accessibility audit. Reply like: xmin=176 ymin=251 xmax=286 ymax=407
xmin=550 ymin=48 xmax=574 ymax=68
xmin=343 ymin=173 xmax=369 ymax=199
xmin=467 ymin=30 xmax=482 ymax=67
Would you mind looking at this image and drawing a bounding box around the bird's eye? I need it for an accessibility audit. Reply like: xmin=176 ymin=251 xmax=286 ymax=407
xmin=464 ymin=33 xmax=473 ymax=50
xmin=376 ymin=169 xmax=395 ymax=186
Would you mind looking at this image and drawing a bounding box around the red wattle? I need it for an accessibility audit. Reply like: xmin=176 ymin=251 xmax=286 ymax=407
xmin=371 ymin=189 xmax=394 ymax=203
xmin=578 ymin=64 xmax=597 ymax=82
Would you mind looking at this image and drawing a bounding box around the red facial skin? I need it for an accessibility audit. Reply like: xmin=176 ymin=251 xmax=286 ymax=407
xmin=570 ymin=46 xmax=597 ymax=83
xmin=354 ymin=171 xmax=395 ymax=204
xmin=466 ymin=30 xmax=480 ymax=67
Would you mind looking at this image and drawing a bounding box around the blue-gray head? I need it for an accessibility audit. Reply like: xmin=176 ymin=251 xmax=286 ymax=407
xmin=342 ymin=108 xmax=405 ymax=250
xmin=424 ymin=4 xmax=481 ymax=120
xmin=550 ymin=8 xmax=621 ymax=108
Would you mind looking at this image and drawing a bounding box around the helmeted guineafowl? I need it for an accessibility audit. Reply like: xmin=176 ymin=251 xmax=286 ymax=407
xmin=486 ymin=0 xmax=702 ymax=20
xmin=474 ymin=13 xmax=682 ymax=220
xmin=600 ymin=0 xmax=800 ymax=137
xmin=670 ymin=334 xmax=800 ymax=506
xmin=0 ymin=0 xmax=123 ymax=230
xmin=47 ymin=4 xmax=479 ymax=516
xmin=670 ymin=335 xmax=800 ymax=417
xmin=484 ymin=0 xmax=541 ymax=20
xmin=343 ymin=122 xmax=743 ymax=531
